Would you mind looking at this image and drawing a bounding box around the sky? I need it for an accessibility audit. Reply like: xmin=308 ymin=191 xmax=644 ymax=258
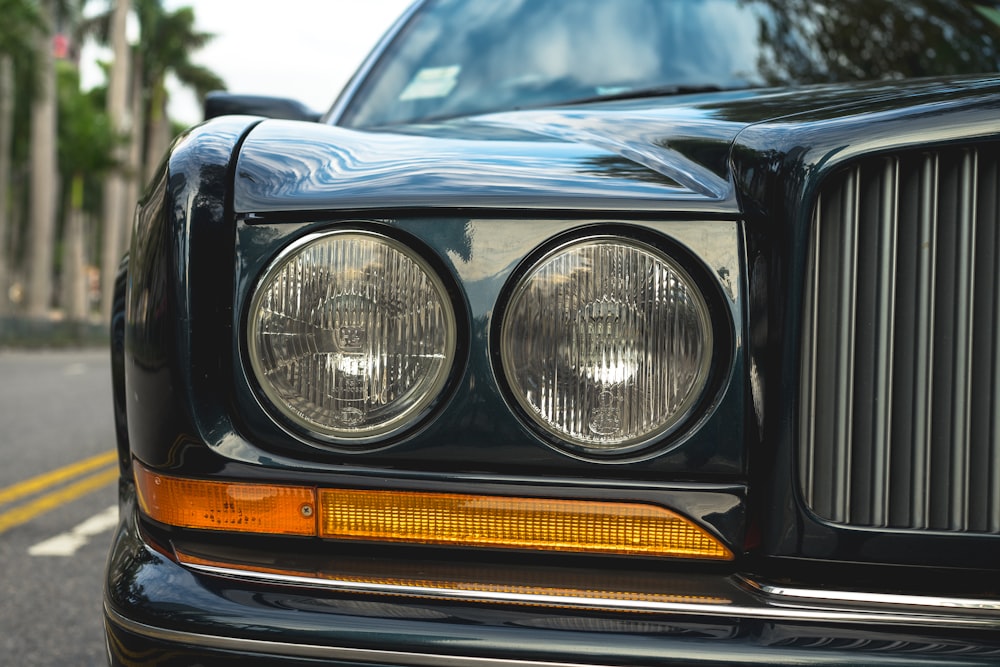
xmin=84 ymin=0 xmax=415 ymax=125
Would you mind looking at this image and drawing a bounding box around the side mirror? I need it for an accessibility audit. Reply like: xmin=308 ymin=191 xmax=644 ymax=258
xmin=203 ymin=91 xmax=322 ymax=122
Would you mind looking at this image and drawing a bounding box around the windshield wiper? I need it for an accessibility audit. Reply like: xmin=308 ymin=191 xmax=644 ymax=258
xmin=559 ymin=83 xmax=748 ymax=106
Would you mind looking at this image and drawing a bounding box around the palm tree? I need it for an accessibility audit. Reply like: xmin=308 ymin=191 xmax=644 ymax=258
xmin=133 ymin=0 xmax=225 ymax=182
xmin=99 ymin=0 xmax=131 ymax=322
xmin=57 ymin=60 xmax=119 ymax=322
xmin=0 ymin=58 xmax=11 ymax=315
xmin=23 ymin=0 xmax=96 ymax=319
xmin=0 ymin=0 xmax=45 ymax=316
xmin=24 ymin=0 xmax=60 ymax=318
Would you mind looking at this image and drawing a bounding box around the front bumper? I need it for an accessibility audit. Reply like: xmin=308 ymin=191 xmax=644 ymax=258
xmin=105 ymin=494 xmax=1000 ymax=667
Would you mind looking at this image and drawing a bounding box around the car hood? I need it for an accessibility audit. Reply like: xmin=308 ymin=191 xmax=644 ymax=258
xmin=232 ymin=77 xmax=1000 ymax=216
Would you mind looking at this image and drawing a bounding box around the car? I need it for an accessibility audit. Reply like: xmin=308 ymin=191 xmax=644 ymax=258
xmin=104 ymin=0 xmax=1000 ymax=664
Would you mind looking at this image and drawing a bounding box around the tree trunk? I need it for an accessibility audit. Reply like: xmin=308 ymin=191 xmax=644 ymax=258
xmin=62 ymin=175 xmax=88 ymax=322
xmin=99 ymin=0 xmax=132 ymax=322
xmin=122 ymin=52 xmax=143 ymax=258
xmin=0 ymin=56 xmax=13 ymax=315
xmin=26 ymin=2 xmax=58 ymax=319
xmin=144 ymin=79 xmax=171 ymax=184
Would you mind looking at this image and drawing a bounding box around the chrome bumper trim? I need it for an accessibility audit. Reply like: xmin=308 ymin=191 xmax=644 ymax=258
xmin=105 ymin=603 xmax=610 ymax=667
xmin=743 ymin=578 xmax=1000 ymax=613
xmin=179 ymin=559 xmax=1000 ymax=629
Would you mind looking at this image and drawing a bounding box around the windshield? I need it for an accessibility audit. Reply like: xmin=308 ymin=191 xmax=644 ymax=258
xmin=339 ymin=0 xmax=1000 ymax=128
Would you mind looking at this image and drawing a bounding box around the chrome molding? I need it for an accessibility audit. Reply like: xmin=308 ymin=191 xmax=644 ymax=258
xmin=177 ymin=559 xmax=1000 ymax=629
xmin=742 ymin=578 xmax=1000 ymax=613
xmin=105 ymin=603 xmax=598 ymax=667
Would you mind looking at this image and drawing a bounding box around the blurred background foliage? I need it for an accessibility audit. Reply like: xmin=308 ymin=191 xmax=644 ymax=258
xmin=0 ymin=0 xmax=224 ymax=340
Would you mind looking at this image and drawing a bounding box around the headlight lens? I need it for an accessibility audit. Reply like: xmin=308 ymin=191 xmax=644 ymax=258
xmin=500 ymin=237 xmax=712 ymax=455
xmin=248 ymin=230 xmax=456 ymax=443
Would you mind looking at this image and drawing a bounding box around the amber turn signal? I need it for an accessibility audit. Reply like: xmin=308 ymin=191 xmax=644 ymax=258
xmin=133 ymin=462 xmax=316 ymax=536
xmin=133 ymin=462 xmax=732 ymax=560
xmin=319 ymin=489 xmax=732 ymax=560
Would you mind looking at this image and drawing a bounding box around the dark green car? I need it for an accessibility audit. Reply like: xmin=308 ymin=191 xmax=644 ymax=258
xmin=105 ymin=1 xmax=1000 ymax=664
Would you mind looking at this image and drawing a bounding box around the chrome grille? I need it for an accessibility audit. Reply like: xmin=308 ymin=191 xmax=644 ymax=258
xmin=800 ymin=143 xmax=1000 ymax=533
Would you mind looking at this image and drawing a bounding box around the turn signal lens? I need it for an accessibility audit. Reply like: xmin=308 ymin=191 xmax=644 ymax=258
xmin=318 ymin=488 xmax=732 ymax=560
xmin=134 ymin=463 xmax=731 ymax=560
xmin=133 ymin=462 xmax=316 ymax=536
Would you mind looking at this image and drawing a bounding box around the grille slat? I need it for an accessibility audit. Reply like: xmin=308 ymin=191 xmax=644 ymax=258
xmin=801 ymin=143 xmax=1000 ymax=535
xmin=949 ymin=150 xmax=977 ymax=531
xmin=834 ymin=167 xmax=860 ymax=523
xmin=972 ymin=155 xmax=1000 ymax=533
xmin=907 ymin=155 xmax=939 ymax=530
xmin=868 ymin=158 xmax=899 ymax=526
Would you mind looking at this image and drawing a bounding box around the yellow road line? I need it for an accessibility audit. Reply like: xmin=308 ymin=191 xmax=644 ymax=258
xmin=0 ymin=450 xmax=117 ymax=507
xmin=0 ymin=466 xmax=120 ymax=535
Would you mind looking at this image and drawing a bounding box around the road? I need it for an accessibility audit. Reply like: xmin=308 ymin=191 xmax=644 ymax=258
xmin=0 ymin=348 xmax=118 ymax=666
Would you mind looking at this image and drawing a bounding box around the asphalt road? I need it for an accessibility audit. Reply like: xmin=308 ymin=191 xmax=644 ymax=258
xmin=0 ymin=348 xmax=118 ymax=666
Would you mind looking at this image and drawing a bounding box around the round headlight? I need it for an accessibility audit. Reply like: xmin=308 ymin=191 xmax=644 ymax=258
xmin=499 ymin=237 xmax=713 ymax=456
xmin=247 ymin=230 xmax=456 ymax=443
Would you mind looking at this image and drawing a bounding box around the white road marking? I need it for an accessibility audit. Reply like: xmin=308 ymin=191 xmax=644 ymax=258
xmin=28 ymin=505 xmax=119 ymax=557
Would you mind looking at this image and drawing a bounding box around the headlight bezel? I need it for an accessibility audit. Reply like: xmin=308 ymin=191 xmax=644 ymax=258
xmin=491 ymin=227 xmax=730 ymax=462
xmin=243 ymin=225 xmax=467 ymax=451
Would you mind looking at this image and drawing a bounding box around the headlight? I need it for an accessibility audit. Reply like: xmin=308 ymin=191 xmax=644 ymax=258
xmin=247 ymin=230 xmax=456 ymax=444
xmin=499 ymin=237 xmax=712 ymax=456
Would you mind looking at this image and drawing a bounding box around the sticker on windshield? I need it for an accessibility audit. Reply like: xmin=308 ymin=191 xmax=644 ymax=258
xmin=399 ymin=66 xmax=461 ymax=101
